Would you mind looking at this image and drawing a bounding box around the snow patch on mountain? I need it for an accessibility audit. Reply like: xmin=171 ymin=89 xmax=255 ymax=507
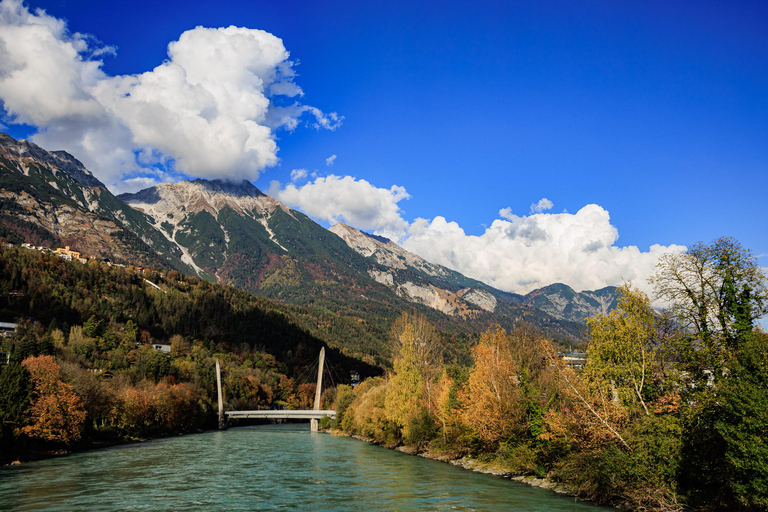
xmin=257 ymin=216 xmax=287 ymax=252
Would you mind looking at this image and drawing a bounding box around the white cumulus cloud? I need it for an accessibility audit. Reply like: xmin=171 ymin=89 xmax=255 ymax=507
xmin=0 ymin=0 xmax=341 ymax=192
xmin=290 ymin=168 xmax=308 ymax=182
xmin=530 ymin=197 xmax=554 ymax=213
xmin=268 ymin=169 xmax=681 ymax=295
xmin=499 ymin=207 xmax=515 ymax=220
xmin=401 ymin=205 xmax=686 ymax=295
xmin=269 ymin=174 xmax=411 ymax=241
xmin=325 ymin=154 xmax=337 ymax=166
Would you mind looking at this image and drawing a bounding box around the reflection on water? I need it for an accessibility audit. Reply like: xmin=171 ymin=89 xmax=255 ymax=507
xmin=0 ymin=424 xmax=614 ymax=511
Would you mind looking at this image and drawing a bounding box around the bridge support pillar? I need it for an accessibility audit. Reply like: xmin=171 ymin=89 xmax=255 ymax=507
xmin=311 ymin=347 xmax=326 ymax=432
xmin=216 ymin=358 xmax=227 ymax=430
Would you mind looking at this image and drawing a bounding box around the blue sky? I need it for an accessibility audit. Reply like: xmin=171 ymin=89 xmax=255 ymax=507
xmin=1 ymin=0 xmax=767 ymax=294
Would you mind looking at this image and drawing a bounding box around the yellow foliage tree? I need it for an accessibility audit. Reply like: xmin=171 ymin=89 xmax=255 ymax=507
xmin=464 ymin=326 xmax=519 ymax=444
xmin=584 ymin=283 xmax=657 ymax=416
xmin=385 ymin=322 xmax=424 ymax=439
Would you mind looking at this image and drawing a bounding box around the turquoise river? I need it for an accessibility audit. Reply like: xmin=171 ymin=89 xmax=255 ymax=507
xmin=0 ymin=424 xmax=615 ymax=511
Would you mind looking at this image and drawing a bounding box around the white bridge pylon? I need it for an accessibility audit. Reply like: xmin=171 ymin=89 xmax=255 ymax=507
xmin=217 ymin=347 xmax=335 ymax=432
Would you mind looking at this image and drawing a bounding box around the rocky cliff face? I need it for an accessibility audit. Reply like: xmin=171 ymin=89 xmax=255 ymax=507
xmin=330 ymin=222 xmax=504 ymax=317
xmin=0 ymin=134 xmax=191 ymax=271
xmin=330 ymin=222 xmax=454 ymax=279
xmin=522 ymin=283 xmax=618 ymax=324
xmin=331 ymin=222 xmax=618 ymax=325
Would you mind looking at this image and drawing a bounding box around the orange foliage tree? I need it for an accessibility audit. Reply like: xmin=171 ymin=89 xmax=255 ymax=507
xmin=21 ymin=355 xmax=86 ymax=444
xmin=117 ymin=386 xmax=156 ymax=435
xmin=155 ymin=381 xmax=199 ymax=431
xmin=464 ymin=326 xmax=519 ymax=444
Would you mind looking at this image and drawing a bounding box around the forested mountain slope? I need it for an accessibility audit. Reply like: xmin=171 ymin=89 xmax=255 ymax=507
xmin=0 ymin=245 xmax=378 ymax=378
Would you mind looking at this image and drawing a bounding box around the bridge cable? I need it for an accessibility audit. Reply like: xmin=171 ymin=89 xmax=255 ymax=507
xmin=324 ymin=357 xmax=345 ymax=388
xmin=293 ymin=354 xmax=320 ymax=387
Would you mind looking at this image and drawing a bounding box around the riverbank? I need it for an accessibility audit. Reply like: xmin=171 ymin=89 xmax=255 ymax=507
xmin=2 ymin=427 xmax=212 ymax=467
xmin=331 ymin=429 xmax=580 ymax=501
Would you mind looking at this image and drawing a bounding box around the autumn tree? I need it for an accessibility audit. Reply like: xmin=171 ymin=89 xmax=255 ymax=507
xmin=21 ymin=355 xmax=86 ymax=444
xmin=114 ymin=386 xmax=157 ymax=436
xmin=464 ymin=326 xmax=519 ymax=444
xmin=154 ymin=381 xmax=201 ymax=432
xmin=584 ymin=284 xmax=657 ymax=416
xmin=385 ymin=321 xmax=425 ymax=440
xmin=389 ymin=312 xmax=442 ymax=402
xmin=431 ymin=366 xmax=470 ymax=444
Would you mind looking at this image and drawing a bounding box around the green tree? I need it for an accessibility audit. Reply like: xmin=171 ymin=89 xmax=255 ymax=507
xmin=82 ymin=315 xmax=104 ymax=338
xmin=122 ymin=320 xmax=138 ymax=348
xmin=653 ymin=237 xmax=768 ymax=508
xmin=10 ymin=319 xmax=42 ymax=363
xmin=0 ymin=362 xmax=32 ymax=456
xmin=651 ymin=237 xmax=768 ymax=351
xmin=712 ymin=332 xmax=768 ymax=510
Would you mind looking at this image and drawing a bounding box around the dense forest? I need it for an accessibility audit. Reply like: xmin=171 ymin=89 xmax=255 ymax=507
xmin=330 ymin=238 xmax=768 ymax=511
xmin=0 ymin=242 xmax=379 ymax=464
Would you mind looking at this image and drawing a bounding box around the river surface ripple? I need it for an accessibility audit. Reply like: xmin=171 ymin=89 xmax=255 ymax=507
xmin=0 ymin=424 xmax=615 ymax=511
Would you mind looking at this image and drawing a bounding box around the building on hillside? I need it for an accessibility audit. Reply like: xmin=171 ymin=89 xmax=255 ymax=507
xmin=0 ymin=351 xmax=9 ymax=365
xmin=559 ymin=351 xmax=588 ymax=369
xmin=0 ymin=322 xmax=17 ymax=338
xmin=152 ymin=344 xmax=171 ymax=354
xmin=54 ymin=246 xmax=81 ymax=260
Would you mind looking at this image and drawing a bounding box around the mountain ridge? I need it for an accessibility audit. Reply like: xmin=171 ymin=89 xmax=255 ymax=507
xmin=0 ymin=133 xmax=617 ymax=363
xmin=329 ymin=221 xmax=617 ymax=324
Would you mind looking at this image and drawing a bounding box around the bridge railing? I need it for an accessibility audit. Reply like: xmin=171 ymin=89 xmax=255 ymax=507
xmin=225 ymin=410 xmax=336 ymax=420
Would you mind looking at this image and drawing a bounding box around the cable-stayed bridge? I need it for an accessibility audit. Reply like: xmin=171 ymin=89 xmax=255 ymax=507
xmin=216 ymin=347 xmax=335 ymax=432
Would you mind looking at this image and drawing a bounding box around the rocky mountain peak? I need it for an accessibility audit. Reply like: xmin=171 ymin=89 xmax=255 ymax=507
xmin=189 ymin=178 xmax=265 ymax=198
xmin=0 ymin=133 xmax=103 ymax=188
xmin=119 ymin=178 xmax=283 ymax=220
xmin=522 ymin=282 xmax=618 ymax=323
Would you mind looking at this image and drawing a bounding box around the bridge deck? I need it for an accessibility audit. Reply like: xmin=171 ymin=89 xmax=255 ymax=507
xmin=225 ymin=410 xmax=336 ymax=420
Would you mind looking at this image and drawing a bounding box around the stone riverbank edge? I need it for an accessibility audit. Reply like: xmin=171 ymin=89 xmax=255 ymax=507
xmin=331 ymin=430 xmax=579 ymax=499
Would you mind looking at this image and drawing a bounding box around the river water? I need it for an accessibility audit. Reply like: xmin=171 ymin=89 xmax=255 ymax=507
xmin=0 ymin=424 xmax=614 ymax=511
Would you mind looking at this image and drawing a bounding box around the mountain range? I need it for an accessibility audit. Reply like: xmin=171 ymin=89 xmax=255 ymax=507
xmin=0 ymin=133 xmax=617 ymax=362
